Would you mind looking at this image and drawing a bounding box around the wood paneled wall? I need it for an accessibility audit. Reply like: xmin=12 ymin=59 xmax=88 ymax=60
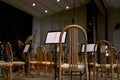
xmin=92 ymin=0 xmax=107 ymax=41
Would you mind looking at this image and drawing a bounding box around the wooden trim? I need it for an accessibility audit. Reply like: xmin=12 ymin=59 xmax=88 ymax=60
xmin=93 ymin=0 xmax=107 ymax=16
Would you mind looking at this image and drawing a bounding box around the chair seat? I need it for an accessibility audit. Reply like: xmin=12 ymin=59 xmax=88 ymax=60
xmin=29 ymin=61 xmax=54 ymax=65
xmin=41 ymin=61 xmax=54 ymax=65
xmin=29 ymin=61 xmax=39 ymax=64
xmin=96 ymin=63 xmax=118 ymax=68
xmin=0 ymin=62 xmax=13 ymax=66
xmin=0 ymin=61 xmax=6 ymax=63
xmin=61 ymin=63 xmax=85 ymax=70
xmin=13 ymin=61 xmax=25 ymax=65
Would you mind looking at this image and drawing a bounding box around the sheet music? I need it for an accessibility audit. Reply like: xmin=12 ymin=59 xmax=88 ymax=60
xmin=81 ymin=44 xmax=96 ymax=52
xmin=23 ymin=44 xmax=30 ymax=53
xmin=45 ymin=32 xmax=57 ymax=43
xmin=45 ymin=31 xmax=67 ymax=44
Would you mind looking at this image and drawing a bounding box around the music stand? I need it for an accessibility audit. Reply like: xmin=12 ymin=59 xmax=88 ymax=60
xmin=23 ymin=43 xmax=33 ymax=77
xmin=81 ymin=43 xmax=96 ymax=53
xmin=45 ymin=31 xmax=67 ymax=80
xmin=81 ymin=43 xmax=97 ymax=80
xmin=23 ymin=44 xmax=30 ymax=53
xmin=45 ymin=31 xmax=67 ymax=44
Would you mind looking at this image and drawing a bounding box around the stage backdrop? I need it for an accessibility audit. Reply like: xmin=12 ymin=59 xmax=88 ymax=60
xmin=0 ymin=1 xmax=33 ymax=43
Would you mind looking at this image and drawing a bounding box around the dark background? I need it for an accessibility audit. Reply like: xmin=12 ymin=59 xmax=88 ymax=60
xmin=0 ymin=1 xmax=33 ymax=43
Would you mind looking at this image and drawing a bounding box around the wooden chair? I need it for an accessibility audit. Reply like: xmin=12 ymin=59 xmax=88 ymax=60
xmin=27 ymin=48 xmax=38 ymax=77
xmin=12 ymin=61 xmax=25 ymax=79
xmin=37 ymin=45 xmax=54 ymax=76
xmin=23 ymin=34 xmax=36 ymax=77
xmin=0 ymin=42 xmax=25 ymax=79
xmin=28 ymin=45 xmax=53 ymax=77
xmin=93 ymin=40 xmax=119 ymax=80
xmin=59 ymin=24 xmax=89 ymax=80
xmin=0 ymin=42 xmax=13 ymax=80
xmin=111 ymin=46 xmax=120 ymax=80
xmin=12 ymin=60 xmax=25 ymax=79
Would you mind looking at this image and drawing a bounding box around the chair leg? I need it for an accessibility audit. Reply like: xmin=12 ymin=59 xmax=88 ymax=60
xmin=22 ymin=65 xmax=25 ymax=79
xmin=45 ymin=67 xmax=47 ymax=77
xmin=80 ymin=72 xmax=82 ymax=80
xmin=14 ymin=65 xmax=25 ymax=79
xmin=2 ymin=69 xmax=7 ymax=80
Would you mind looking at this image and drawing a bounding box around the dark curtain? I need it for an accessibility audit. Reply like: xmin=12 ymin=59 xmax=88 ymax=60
xmin=0 ymin=1 xmax=33 ymax=43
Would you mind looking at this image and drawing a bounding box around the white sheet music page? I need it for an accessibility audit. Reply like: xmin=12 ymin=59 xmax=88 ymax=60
xmin=45 ymin=31 xmax=67 ymax=44
xmin=45 ymin=32 xmax=56 ymax=43
xmin=23 ymin=44 xmax=30 ymax=53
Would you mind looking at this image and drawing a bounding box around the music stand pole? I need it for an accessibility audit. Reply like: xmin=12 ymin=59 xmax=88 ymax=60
xmin=54 ymin=44 xmax=57 ymax=80
xmin=88 ymin=52 xmax=92 ymax=80
xmin=25 ymin=51 xmax=33 ymax=77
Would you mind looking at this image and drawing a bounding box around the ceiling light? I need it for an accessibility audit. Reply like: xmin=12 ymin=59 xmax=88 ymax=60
xmin=45 ymin=10 xmax=48 ymax=13
xmin=32 ymin=3 xmax=36 ymax=6
xmin=66 ymin=6 xmax=69 ymax=9
xmin=57 ymin=0 xmax=60 ymax=2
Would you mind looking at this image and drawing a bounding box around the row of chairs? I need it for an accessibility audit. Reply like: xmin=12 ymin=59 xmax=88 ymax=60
xmin=58 ymin=24 xmax=120 ymax=80
xmin=0 ymin=42 xmax=54 ymax=80
xmin=0 ymin=24 xmax=120 ymax=80
xmin=28 ymin=24 xmax=120 ymax=80
xmin=0 ymin=42 xmax=25 ymax=80
xmin=0 ymin=40 xmax=55 ymax=80
xmin=27 ymin=40 xmax=120 ymax=80
xmin=27 ymin=45 xmax=54 ymax=77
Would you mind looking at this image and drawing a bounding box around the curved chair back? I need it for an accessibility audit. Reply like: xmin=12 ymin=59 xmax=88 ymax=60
xmin=93 ymin=40 xmax=117 ymax=80
xmin=36 ymin=45 xmax=47 ymax=62
xmin=59 ymin=24 xmax=88 ymax=80
xmin=5 ymin=42 xmax=13 ymax=62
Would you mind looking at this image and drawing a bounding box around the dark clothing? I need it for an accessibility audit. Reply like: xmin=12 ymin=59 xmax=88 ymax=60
xmin=12 ymin=41 xmax=25 ymax=61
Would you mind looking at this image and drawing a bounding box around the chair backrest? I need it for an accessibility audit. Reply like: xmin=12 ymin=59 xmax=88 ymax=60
xmin=93 ymin=40 xmax=116 ymax=80
xmin=59 ymin=24 xmax=88 ymax=80
xmin=36 ymin=45 xmax=47 ymax=62
xmin=111 ymin=46 xmax=119 ymax=64
xmin=4 ymin=42 xmax=13 ymax=62
xmin=93 ymin=40 xmax=112 ymax=65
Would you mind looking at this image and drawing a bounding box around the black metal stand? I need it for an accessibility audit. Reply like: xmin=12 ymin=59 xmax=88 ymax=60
xmin=52 ymin=44 xmax=58 ymax=80
xmin=88 ymin=52 xmax=93 ymax=80
xmin=25 ymin=52 xmax=33 ymax=77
